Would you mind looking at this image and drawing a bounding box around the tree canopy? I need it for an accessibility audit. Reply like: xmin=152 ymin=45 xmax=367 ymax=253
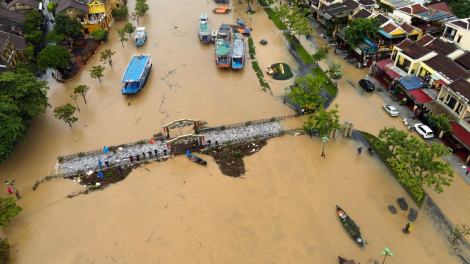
xmin=74 ymin=85 xmax=90 ymax=104
xmin=428 ymin=113 xmax=452 ymax=134
xmin=90 ymin=65 xmax=105 ymax=82
xmin=303 ymin=104 xmax=342 ymax=137
xmin=100 ymin=49 xmax=115 ymax=66
xmin=0 ymin=196 xmax=22 ymax=229
xmin=24 ymin=29 xmax=43 ymax=45
xmin=91 ymin=29 xmax=109 ymax=42
xmin=47 ymin=2 xmax=58 ymax=15
xmin=135 ymin=0 xmax=149 ymax=15
xmin=45 ymin=30 xmax=64 ymax=44
xmin=53 ymin=103 xmax=78 ymax=127
xmin=124 ymin=23 xmax=136 ymax=38
xmin=0 ymin=71 xmax=50 ymax=163
xmin=37 ymin=45 xmax=72 ymax=73
xmin=312 ymin=47 xmax=328 ymax=68
xmin=113 ymin=5 xmax=129 ymax=19
xmin=287 ymin=74 xmax=326 ymax=110
xmin=24 ymin=10 xmax=43 ymax=34
xmin=344 ymin=18 xmax=381 ymax=48
xmin=53 ymin=13 xmax=83 ymax=37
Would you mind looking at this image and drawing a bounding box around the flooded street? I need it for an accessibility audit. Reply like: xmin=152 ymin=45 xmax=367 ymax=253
xmin=0 ymin=0 xmax=467 ymax=263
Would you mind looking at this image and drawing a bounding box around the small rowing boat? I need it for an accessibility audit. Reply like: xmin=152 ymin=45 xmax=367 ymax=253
xmin=237 ymin=19 xmax=245 ymax=27
xmin=338 ymin=255 xmax=356 ymax=264
xmin=186 ymin=150 xmax=207 ymax=165
xmin=336 ymin=205 xmax=365 ymax=249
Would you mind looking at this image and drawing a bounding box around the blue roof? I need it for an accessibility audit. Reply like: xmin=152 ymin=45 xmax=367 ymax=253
xmin=378 ymin=29 xmax=393 ymax=38
xmin=397 ymin=76 xmax=428 ymax=91
xmin=122 ymin=55 xmax=150 ymax=82
xmin=415 ymin=10 xmax=452 ymax=21
xmin=364 ymin=38 xmax=377 ymax=48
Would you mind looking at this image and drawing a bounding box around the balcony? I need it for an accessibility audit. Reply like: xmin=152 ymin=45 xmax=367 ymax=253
xmin=396 ymin=63 xmax=410 ymax=73
xmin=88 ymin=13 xmax=106 ymax=25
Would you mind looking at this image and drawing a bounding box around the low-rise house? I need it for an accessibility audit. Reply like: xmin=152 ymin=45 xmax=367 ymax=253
xmin=0 ymin=8 xmax=25 ymax=35
xmin=393 ymin=3 xmax=452 ymax=36
xmin=5 ymin=0 xmax=41 ymax=14
xmin=392 ymin=40 xmax=436 ymax=75
xmin=441 ymin=18 xmax=470 ymax=51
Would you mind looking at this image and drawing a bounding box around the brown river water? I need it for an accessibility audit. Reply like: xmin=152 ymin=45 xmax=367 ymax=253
xmin=0 ymin=0 xmax=466 ymax=263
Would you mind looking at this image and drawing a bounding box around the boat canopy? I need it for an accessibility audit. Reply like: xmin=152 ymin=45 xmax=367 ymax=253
xmin=199 ymin=13 xmax=208 ymax=21
xmin=134 ymin=28 xmax=146 ymax=39
xmin=232 ymin=39 xmax=244 ymax=58
xmin=122 ymin=55 xmax=151 ymax=82
xmin=199 ymin=21 xmax=209 ymax=33
xmin=216 ymin=39 xmax=230 ymax=56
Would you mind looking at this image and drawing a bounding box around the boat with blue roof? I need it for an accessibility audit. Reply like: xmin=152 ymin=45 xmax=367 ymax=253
xmin=231 ymin=33 xmax=245 ymax=70
xmin=122 ymin=54 xmax=152 ymax=95
xmin=134 ymin=27 xmax=147 ymax=46
xmin=198 ymin=13 xmax=211 ymax=44
xmin=215 ymin=24 xmax=231 ymax=68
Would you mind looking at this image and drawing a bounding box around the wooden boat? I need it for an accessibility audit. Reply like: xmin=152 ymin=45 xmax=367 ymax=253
xmin=236 ymin=19 xmax=245 ymax=27
xmin=338 ymin=256 xmax=356 ymax=264
xmin=336 ymin=205 xmax=365 ymax=249
xmin=186 ymin=150 xmax=207 ymax=165
xmin=215 ymin=24 xmax=231 ymax=68
xmin=198 ymin=13 xmax=211 ymax=44
xmin=231 ymin=33 xmax=245 ymax=70
xmin=214 ymin=0 xmax=229 ymax=3
xmin=213 ymin=6 xmax=231 ymax=13
xmin=122 ymin=55 xmax=152 ymax=95
xmin=134 ymin=27 xmax=147 ymax=46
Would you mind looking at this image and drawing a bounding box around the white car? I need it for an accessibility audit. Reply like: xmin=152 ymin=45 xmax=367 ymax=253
xmin=414 ymin=123 xmax=434 ymax=139
xmin=382 ymin=104 xmax=399 ymax=117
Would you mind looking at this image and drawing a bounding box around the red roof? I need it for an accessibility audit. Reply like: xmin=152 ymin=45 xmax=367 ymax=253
xmin=384 ymin=65 xmax=403 ymax=79
xmin=411 ymin=3 xmax=428 ymax=13
xmin=451 ymin=123 xmax=470 ymax=148
xmin=427 ymin=2 xmax=453 ymax=15
xmin=408 ymin=89 xmax=433 ymax=104
xmin=376 ymin=59 xmax=393 ymax=70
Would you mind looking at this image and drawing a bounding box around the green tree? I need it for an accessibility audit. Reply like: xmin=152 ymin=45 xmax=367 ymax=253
xmin=100 ymin=49 xmax=116 ymax=66
xmin=53 ymin=103 xmax=78 ymax=127
xmin=388 ymin=157 xmax=426 ymax=202
xmin=377 ymin=127 xmax=410 ymax=158
xmin=53 ymin=13 xmax=83 ymax=37
xmin=24 ymin=10 xmax=43 ymax=34
xmin=47 ymin=2 xmax=58 ymax=15
xmin=429 ymin=113 xmax=452 ymax=136
xmin=0 ymin=238 xmax=12 ymax=263
xmin=327 ymin=62 xmax=342 ymax=87
xmin=74 ymin=85 xmax=90 ymax=104
xmin=24 ymin=29 xmax=43 ymax=45
xmin=448 ymin=0 xmax=470 ymax=18
xmin=37 ymin=45 xmax=72 ymax=75
xmin=45 ymin=30 xmax=64 ymax=44
xmin=0 ymin=71 xmax=50 ymax=163
xmin=287 ymin=74 xmax=326 ymax=110
xmin=131 ymin=11 xmax=143 ymax=26
xmin=312 ymin=46 xmax=328 ymax=68
xmin=344 ymin=17 xmax=381 ymax=48
xmin=113 ymin=5 xmax=129 ymax=19
xmin=393 ymin=140 xmax=453 ymax=194
xmin=0 ymin=197 xmax=22 ymax=229
xmin=273 ymin=3 xmax=290 ymax=27
xmin=124 ymin=22 xmax=136 ymax=38
xmin=452 ymin=223 xmax=470 ymax=244
xmin=135 ymin=0 xmax=149 ymax=15
xmin=303 ymin=104 xmax=342 ymax=136
xmin=15 ymin=45 xmax=37 ymax=73
xmin=91 ymin=29 xmax=109 ymax=42
xmin=90 ymin=65 xmax=105 ymax=82
xmin=291 ymin=14 xmax=313 ymax=48
xmin=117 ymin=28 xmax=129 ymax=47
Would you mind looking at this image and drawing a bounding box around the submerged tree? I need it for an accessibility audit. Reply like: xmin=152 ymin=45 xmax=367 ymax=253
xmin=312 ymin=47 xmax=328 ymax=68
xmin=131 ymin=11 xmax=144 ymax=26
xmin=0 ymin=197 xmax=22 ymax=229
xmin=452 ymin=223 xmax=470 ymax=244
xmin=74 ymin=85 xmax=90 ymax=104
xmin=0 ymin=237 xmax=12 ymax=263
xmin=287 ymin=74 xmax=326 ymax=110
xmin=303 ymin=104 xmax=343 ymax=137
xmin=135 ymin=0 xmax=149 ymax=15
xmin=53 ymin=103 xmax=78 ymax=127
xmin=117 ymin=28 xmax=129 ymax=47
xmin=90 ymin=65 xmax=105 ymax=82
xmin=91 ymin=29 xmax=109 ymax=42
xmin=327 ymin=62 xmax=343 ymax=87
xmin=37 ymin=45 xmax=72 ymax=75
xmin=100 ymin=49 xmax=116 ymax=66
xmin=124 ymin=22 xmax=136 ymax=38
xmin=113 ymin=5 xmax=129 ymax=19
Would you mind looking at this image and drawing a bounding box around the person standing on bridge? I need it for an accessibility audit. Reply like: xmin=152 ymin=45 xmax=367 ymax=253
xmin=105 ymin=161 xmax=110 ymax=167
xmin=148 ymin=150 xmax=153 ymax=158
xmin=129 ymin=155 xmax=134 ymax=163
xmin=136 ymin=154 xmax=140 ymax=161
xmin=98 ymin=159 xmax=102 ymax=168
xmin=103 ymin=146 xmax=109 ymax=153
xmin=154 ymin=149 xmax=158 ymax=157
xmin=142 ymin=152 xmax=146 ymax=158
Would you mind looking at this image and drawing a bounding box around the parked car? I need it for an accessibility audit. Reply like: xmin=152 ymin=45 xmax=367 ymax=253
xmin=359 ymin=79 xmax=375 ymax=91
xmin=382 ymin=104 xmax=399 ymax=116
xmin=414 ymin=123 xmax=434 ymax=139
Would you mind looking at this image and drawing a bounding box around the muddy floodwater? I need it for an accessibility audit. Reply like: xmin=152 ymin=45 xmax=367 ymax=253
xmin=0 ymin=0 xmax=466 ymax=263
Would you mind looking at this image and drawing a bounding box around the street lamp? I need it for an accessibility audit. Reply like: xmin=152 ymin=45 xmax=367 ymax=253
xmin=321 ymin=136 xmax=329 ymax=160
xmin=249 ymin=16 xmax=252 ymax=30
xmin=5 ymin=180 xmax=16 ymax=191
xmin=71 ymin=94 xmax=80 ymax=111
xmin=382 ymin=248 xmax=393 ymax=264
xmin=283 ymin=85 xmax=290 ymax=104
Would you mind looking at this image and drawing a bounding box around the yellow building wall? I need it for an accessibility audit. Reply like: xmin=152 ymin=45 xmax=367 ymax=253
xmin=88 ymin=1 xmax=106 ymax=14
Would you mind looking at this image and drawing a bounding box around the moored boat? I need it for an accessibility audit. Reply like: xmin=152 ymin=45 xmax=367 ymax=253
xmin=122 ymin=54 xmax=152 ymax=95
xmin=336 ymin=205 xmax=365 ymax=249
xmin=236 ymin=19 xmax=245 ymax=27
xmin=186 ymin=150 xmax=207 ymax=165
xmin=231 ymin=33 xmax=245 ymax=70
xmin=134 ymin=27 xmax=147 ymax=46
xmin=198 ymin=13 xmax=211 ymax=44
xmin=338 ymin=256 xmax=356 ymax=264
xmin=215 ymin=24 xmax=231 ymax=68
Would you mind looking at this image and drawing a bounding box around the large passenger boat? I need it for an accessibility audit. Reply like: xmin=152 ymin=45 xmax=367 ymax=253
xmin=122 ymin=55 xmax=152 ymax=95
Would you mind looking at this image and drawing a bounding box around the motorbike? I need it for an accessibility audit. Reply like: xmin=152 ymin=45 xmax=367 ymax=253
xmin=368 ymin=147 xmax=375 ymax=155
xmin=343 ymin=54 xmax=350 ymax=59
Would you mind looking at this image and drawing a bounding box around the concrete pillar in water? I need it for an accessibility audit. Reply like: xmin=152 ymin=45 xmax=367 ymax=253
xmin=348 ymin=123 xmax=354 ymax=137
xmin=343 ymin=121 xmax=349 ymax=137
xmin=333 ymin=128 xmax=338 ymax=138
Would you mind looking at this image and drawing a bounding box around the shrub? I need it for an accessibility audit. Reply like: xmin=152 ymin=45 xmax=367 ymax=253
xmin=254 ymin=136 xmax=259 ymax=140
xmin=0 ymin=238 xmax=12 ymax=263
xmin=45 ymin=176 xmax=52 ymax=181
xmin=108 ymin=146 xmax=116 ymax=153
xmin=106 ymin=171 xmax=113 ymax=177
xmin=57 ymin=156 xmax=64 ymax=162
xmin=78 ymin=152 xmax=85 ymax=157
xmin=89 ymin=185 xmax=101 ymax=191
xmin=248 ymin=37 xmax=255 ymax=54
xmin=280 ymin=131 xmax=285 ymax=135
xmin=246 ymin=121 xmax=252 ymax=126
xmin=250 ymin=53 xmax=255 ymax=59
xmin=221 ymin=126 xmax=226 ymax=130
xmin=270 ymin=117 xmax=276 ymax=122
xmin=138 ymin=140 xmax=145 ymax=145
xmin=76 ymin=170 xmax=83 ymax=174
xmin=233 ymin=152 xmax=243 ymax=158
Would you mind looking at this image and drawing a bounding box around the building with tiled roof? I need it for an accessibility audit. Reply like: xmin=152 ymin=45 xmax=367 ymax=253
xmin=455 ymin=53 xmax=470 ymax=71
xmin=425 ymin=38 xmax=464 ymax=59
xmin=417 ymin=34 xmax=435 ymax=46
xmin=5 ymin=0 xmax=40 ymax=14
xmin=442 ymin=18 xmax=470 ymax=51
xmin=427 ymin=2 xmax=453 ymax=15
xmin=422 ymin=54 xmax=470 ymax=84
xmin=391 ymin=40 xmax=437 ymax=75
xmin=0 ymin=8 xmax=26 ymax=34
xmin=393 ymin=3 xmax=452 ymax=35
xmin=351 ymin=8 xmax=373 ymax=19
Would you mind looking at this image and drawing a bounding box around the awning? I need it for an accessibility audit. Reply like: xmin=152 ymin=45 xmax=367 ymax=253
xmin=408 ymin=89 xmax=433 ymax=104
xmin=398 ymin=75 xmax=428 ymax=91
xmin=376 ymin=58 xmax=393 ymax=70
xmin=437 ymin=79 xmax=447 ymax=86
xmin=431 ymin=74 xmax=440 ymax=80
xmin=451 ymin=122 xmax=470 ymax=150
xmin=384 ymin=64 xmax=407 ymax=79
xmin=378 ymin=30 xmax=393 ymax=38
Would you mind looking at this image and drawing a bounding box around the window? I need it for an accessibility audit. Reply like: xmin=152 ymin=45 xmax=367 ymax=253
xmin=83 ymin=28 xmax=89 ymax=34
xmin=457 ymin=36 xmax=462 ymax=43
xmin=116 ymin=4 xmax=120 ymax=7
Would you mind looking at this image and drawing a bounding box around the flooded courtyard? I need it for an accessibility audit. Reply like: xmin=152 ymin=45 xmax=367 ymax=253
xmin=0 ymin=0 xmax=468 ymax=263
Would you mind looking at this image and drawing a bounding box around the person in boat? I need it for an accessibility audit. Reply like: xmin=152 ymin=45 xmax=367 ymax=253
xmin=338 ymin=211 xmax=347 ymax=219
